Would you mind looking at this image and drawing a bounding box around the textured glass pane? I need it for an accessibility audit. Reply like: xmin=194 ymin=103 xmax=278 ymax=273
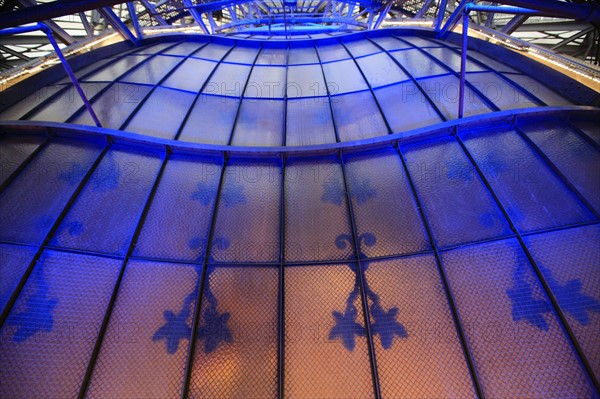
xmin=119 ymin=55 xmax=181 ymax=85
xmin=441 ymin=239 xmax=597 ymax=398
xmin=519 ymin=119 xmax=600 ymax=213
xmin=399 ymin=36 xmax=442 ymax=48
xmin=0 ymin=243 xmax=36 ymax=314
xmin=27 ymin=83 xmax=109 ymax=123
xmin=502 ymin=73 xmax=572 ymax=106
xmin=286 ymin=97 xmax=336 ymax=146
xmin=244 ymin=66 xmax=286 ymax=98
xmin=332 ymin=91 xmax=388 ymax=142
xmin=87 ymin=260 xmax=200 ymax=399
xmin=225 ymin=45 xmax=260 ymax=64
xmin=466 ymin=72 xmax=537 ymax=110
xmin=391 ymin=49 xmax=448 ymax=78
xmin=427 ymin=47 xmax=485 ymax=73
xmin=365 ymin=255 xmax=476 ymax=398
xmin=461 ymin=126 xmax=593 ymax=232
xmin=49 ymin=145 xmax=163 ymax=255
xmin=357 ymin=52 xmax=408 ymax=88
xmin=344 ymin=149 xmax=429 ymax=258
xmin=161 ymin=57 xmax=217 ymax=93
xmin=375 ymin=81 xmax=442 ymax=132
xmin=211 ymin=159 xmax=281 ymax=263
xmin=0 ymin=85 xmax=69 ymax=120
xmin=0 ymin=134 xmax=44 ymax=186
xmin=315 ymin=42 xmax=350 ymax=62
xmin=178 ymin=94 xmax=238 ymax=145
xmin=343 ymin=39 xmax=380 ymax=57
xmin=83 ymin=55 xmax=149 ymax=82
xmin=0 ymin=250 xmax=121 ymax=399
xmin=370 ymin=36 xmax=411 ymax=51
xmin=189 ymin=265 xmax=278 ymax=398
xmin=203 ymin=63 xmax=251 ymax=97
xmin=125 ymin=87 xmax=196 ymax=139
xmin=402 ymin=137 xmax=511 ymax=248
xmin=468 ymin=51 xmax=518 ymax=73
xmin=573 ymin=119 xmax=600 ymax=147
xmin=162 ymin=41 xmax=206 ymax=56
xmin=134 ymin=154 xmax=222 ymax=261
xmin=322 ymin=59 xmax=368 ymax=94
xmin=286 ymin=64 xmax=326 ymax=98
xmin=0 ymin=138 xmax=104 ymax=245
xmin=285 ymin=263 xmax=374 ymax=398
xmin=288 ymin=45 xmax=319 ymax=65
xmin=231 ymin=99 xmax=284 ymax=146
xmin=193 ymin=43 xmax=231 ymax=60
xmin=419 ymin=74 xmax=492 ymax=119
xmin=72 ymin=83 xmax=153 ymax=129
xmin=524 ymin=225 xmax=600 ymax=380
xmin=132 ymin=42 xmax=178 ymax=55
xmin=256 ymin=47 xmax=287 ymax=65
xmin=285 ymin=156 xmax=353 ymax=262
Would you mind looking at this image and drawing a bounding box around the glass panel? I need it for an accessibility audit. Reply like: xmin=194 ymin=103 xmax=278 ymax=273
xmin=193 ymin=43 xmax=231 ymax=61
xmin=0 ymin=250 xmax=121 ymax=398
xmin=441 ymin=239 xmax=597 ymax=398
xmin=370 ymin=37 xmax=412 ymax=51
xmin=398 ymin=36 xmax=442 ymax=48
xmin=134 ymin=154 xmax=222 ymax=261
xmin=125 ymin=87 xmax=196 ymax=139
xmin=230 ymin=99 xmax=284 ymax=147
xmin=190 ymin=265 xmax=278 ymax=398
xmin=0 ymin=243 xmax=36 ymax=313
xmin=30 ymin=83 xmax=108 ymax=123
xmin=468 ymin=51 xmax=518 ymax=73
xmin=365 ymin=255 xmax=476 ymax=398
xmin=322 ymin=59 xmax=368 ymax=94
xmin=427 ymin=47 xmax=485 ymax=73
xmin=519 ymin=119 xmax=600 ymax=213
xmin=211 ymin=158 xmax=281 ymax=263
xmin=286 ymin=97 xmax=336 ymax=146
xmin=285 ymin=263 xmax=374 ymax=398
xmin=524 ymin=225 xmax=600 ymax=379
xmin=286 ymin=64 xmax=326 ymax=99
xmin=502 ymin=73 xmax=572 ymax=106
xmin=285 ymin=156 xmax=354 ymax=262
xmin=402 ymin=136 xmax=512 ymax=248
xmin=344 ymin=149 xmax=429 ymax=258
xmin=343 ymin=39 xmax=380 ymax=57
xmin=418 ymin=74 xmax=492 ymax=119
xmin=83 ymin=55 xmax=150 ymax=82
xmin=178 ymin=94 xmax=239 ymax=145
xmin=0 ymin=138 xmax=104 ymax=245
xmin=466 ymin=72 xmax=537 ymax=110
xmin=49 ymin=145 xmax=163 ymax=255
xmin=374 ymin=81 xmax=442 ymax=132
xmin=87 ymin=259 xmax=200 ymax=399
xmin=332 ymin=91 xmax=388 ymax=142
xmin=162 ymin=41 xmax=206 ymax=56
xmin=0 ymin=84 xmax=66 ymax=121
xmin=288 ymin=45 xmax=319 ymax=65
xmin=224 ymin=46 xmax=260 ymax=64
xmin=71 ymin=83 xmax=153 ymax=129
xmin=0 ymin=135 xmax=45 ymax=186
xmin=244 ymin=66 xmax=286 ymax=98
xmin=119 ymin=55 xmax=181 ymax=85
xmin=356 ymin=52 xmax=408 ymax=88
xmin=461 ymin=126 xmax=593 ymax=232
xmin=131 ymin=42 xmax=178 ymax=55
xmin=203 ymin=63 xmax=251 ymax=97
xmin=161 ymin=57 xmax=217 ymax=93
xmin=315 ymin=42 xmax=350 ymax=62
xmin=572 ymin=118 xmax=600 ymax=146
xmin=391 ymin=49 xmax=447 ymax=78
xmin=256 ymin=47 xmax=287 ymax=65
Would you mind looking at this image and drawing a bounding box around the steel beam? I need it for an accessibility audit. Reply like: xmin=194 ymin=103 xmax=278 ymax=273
xmin=500 ymin=14 xmax=528 ymax=34
xmin=0 ymin=44 xmax=32 ymax=61
xmin=98 ymin=6 xmax=139 ymax=44
xmin=492 ymin=0 xmax=600 ymax=23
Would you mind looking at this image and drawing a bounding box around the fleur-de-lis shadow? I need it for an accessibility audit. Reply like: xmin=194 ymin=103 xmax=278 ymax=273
xmin=191 ymin=181 xmax=246 ymax=208
xmin=8 ymin=265 xmax=58 ymax=342
xmin=330 ymin=233 xmax=408 ymax=351
xmin=321 ymin=178 xmax=376 ymax=206
xmin=506 ymin=262 xmax=552 ymax=330
xmin=153 ymin=238 xmax=233 ymax=355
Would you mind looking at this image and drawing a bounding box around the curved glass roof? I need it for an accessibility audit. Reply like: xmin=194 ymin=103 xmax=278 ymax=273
xmin=0 ymin=28 xmax=599 ymax=399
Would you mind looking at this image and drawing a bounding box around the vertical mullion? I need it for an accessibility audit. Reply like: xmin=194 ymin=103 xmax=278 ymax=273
xmin=338 ymin=151 xmax=382 ymax=399
xmin=0 ymin=136 xmax=112 ymax=329
xmin=394 ymin=143 xmax=486 ymax=399
xmin=277 ymin=154 xmax=286 ymax=399
xmin=282 ymin=44 xmax=290 ymax=147
xmin=226 ymin=45 xmax=264 ymax=145
xmin=119 ymin=41 xmax=213 ymax=130
xmin=78 ymin=147 xmax=172 ymax=399
xmin=180 ymin=153 xmax=229 ymax=399
xmin=0 ymin=133 xmax=50 ymax=194
xmin=338 ymin=41 xmax=393 ymax=134
xmin=453 ymin=132 xmax=600 ymax=393
xmin=173 ymin=43 xmax=238 ymax=141
xmin=366 ymin=37 xmax=447 ymax=122
xmin=313 ymin=42 xmax=341 ymax=143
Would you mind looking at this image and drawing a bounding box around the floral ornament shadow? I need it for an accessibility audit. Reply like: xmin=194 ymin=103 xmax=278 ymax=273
xmin=153 ymin=238 xmax=233 ymax=355
xmin=8 ymin=264 xmax=58 ymax=342
xmin=330 ymin=234 xmax=408 ymax=351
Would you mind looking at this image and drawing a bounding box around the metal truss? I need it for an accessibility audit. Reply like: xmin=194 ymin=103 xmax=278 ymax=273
xmin=0 ymin=0 xmax=599 ymax=71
